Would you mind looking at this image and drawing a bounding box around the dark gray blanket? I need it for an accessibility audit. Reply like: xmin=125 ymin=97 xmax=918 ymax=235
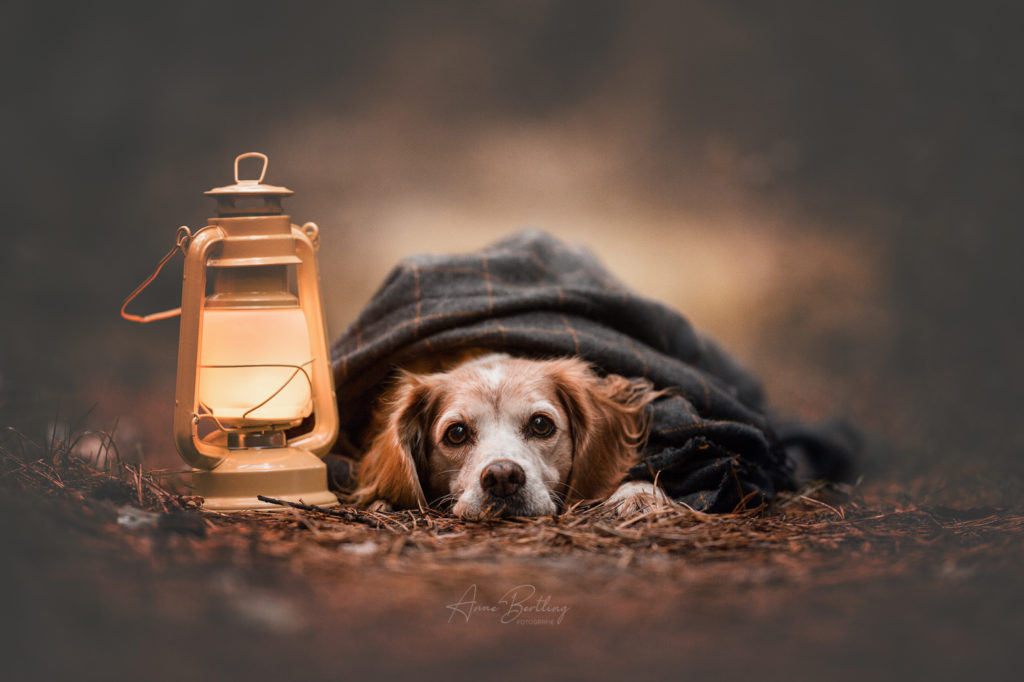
xmin=330 ymin=230 xmax=857 ymax=512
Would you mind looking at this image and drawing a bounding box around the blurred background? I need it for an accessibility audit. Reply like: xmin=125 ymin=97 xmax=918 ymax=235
xmin=1 ymin=0 xmax=1020 ymax=492
xmin=2 ymin=3 xmax=1023 ymax=680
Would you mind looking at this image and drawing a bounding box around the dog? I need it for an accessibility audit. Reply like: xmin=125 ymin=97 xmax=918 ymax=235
xmin=350 ymin=353 xmax=671 ymax=518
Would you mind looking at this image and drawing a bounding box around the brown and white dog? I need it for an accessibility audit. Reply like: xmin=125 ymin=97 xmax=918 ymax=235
xmin=351 ymin=353 xmax=670 ymax=518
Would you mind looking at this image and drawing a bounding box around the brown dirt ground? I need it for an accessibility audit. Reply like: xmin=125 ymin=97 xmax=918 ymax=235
xmin=2 ymin=431 xmax=1021 ymax=682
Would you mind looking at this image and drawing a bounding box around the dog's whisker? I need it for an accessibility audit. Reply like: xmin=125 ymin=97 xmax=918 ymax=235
xmin=547 ymin=485 xmax=568 ymax=506
xmin=429 ymin=492 xmax=459 ymax=510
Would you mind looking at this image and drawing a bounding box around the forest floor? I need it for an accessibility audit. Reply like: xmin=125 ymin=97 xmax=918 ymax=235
xmin=2 ymin=427 xmax=1021 ymax=682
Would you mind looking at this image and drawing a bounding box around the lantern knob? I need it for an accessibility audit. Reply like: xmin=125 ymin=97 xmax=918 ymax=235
xmin=235 ymin=152 xmax=269 ymax=184
xmin=205 ymin=152 xmax=294 ymax=216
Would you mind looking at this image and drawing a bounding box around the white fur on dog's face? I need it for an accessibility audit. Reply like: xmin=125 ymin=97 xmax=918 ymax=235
xmin=425 ymin=355 xmax=573 ymax=517
xmin=353 ymin=352 xmax=658 ymax=518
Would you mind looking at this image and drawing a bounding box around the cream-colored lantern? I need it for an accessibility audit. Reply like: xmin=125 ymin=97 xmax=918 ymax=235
xmin=124 ymin=153 xmax=339 ymax=510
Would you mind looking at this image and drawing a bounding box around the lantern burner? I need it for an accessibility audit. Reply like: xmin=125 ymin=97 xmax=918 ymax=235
xmin=227 ymin=430 xmax=287 ymax=450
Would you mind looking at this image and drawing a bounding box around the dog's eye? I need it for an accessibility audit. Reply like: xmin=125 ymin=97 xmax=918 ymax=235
xmin=443 ymin=423 xmax=469 ymax=446
xmin=527 ymin=414 xmax=556 ymax=438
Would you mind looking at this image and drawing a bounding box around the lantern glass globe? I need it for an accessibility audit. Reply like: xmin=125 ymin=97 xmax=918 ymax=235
xmin=198 ymin=307 xmax=313 ymax=425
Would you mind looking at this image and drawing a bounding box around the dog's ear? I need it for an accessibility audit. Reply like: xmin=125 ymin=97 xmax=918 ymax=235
xmin=551 ymin=359 xmax=659 ymax=505
xmin=351 ymin=372 xmax=433 ymax=510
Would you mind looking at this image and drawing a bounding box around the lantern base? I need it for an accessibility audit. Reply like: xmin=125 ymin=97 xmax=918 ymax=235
xmin=192 ymin=446 xmax=339 ymax=512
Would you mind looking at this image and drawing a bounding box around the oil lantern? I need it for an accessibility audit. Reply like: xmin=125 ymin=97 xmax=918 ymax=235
xmin=125 ymin=152 xmax=339 ymax=510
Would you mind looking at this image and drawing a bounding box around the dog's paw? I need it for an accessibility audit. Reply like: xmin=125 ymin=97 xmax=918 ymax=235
xmin=367 ymin=499 xmax=394 ymax=513
xmin=602 ymin=481 xmax=672 ymax=517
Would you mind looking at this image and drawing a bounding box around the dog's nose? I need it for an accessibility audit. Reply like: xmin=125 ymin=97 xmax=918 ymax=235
xmin=480 ymin=459 xmax=526 ymax=498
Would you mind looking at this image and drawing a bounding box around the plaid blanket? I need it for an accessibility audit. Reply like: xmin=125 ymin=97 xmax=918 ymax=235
xmin=330 ymin=230 xmax=857 ymax=512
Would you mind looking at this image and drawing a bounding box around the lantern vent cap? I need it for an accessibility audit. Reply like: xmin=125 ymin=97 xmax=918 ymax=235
xmin=204 ymin=152 xmax=294 ymax=197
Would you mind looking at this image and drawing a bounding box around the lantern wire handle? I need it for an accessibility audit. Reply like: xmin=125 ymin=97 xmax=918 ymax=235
xmin=240 ymin=360 xmax=314 ymax=420
xmin=192 ymin=360 xmax=314 ymax=424
xmin=194 ymin=360 xmax=315 ymax=421
xmin=120 ymin=226 xmax=193 ymax=323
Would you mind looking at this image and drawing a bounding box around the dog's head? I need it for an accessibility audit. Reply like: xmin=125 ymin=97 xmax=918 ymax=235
xmin=352 ymin=354 xmax=657 ymax=518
